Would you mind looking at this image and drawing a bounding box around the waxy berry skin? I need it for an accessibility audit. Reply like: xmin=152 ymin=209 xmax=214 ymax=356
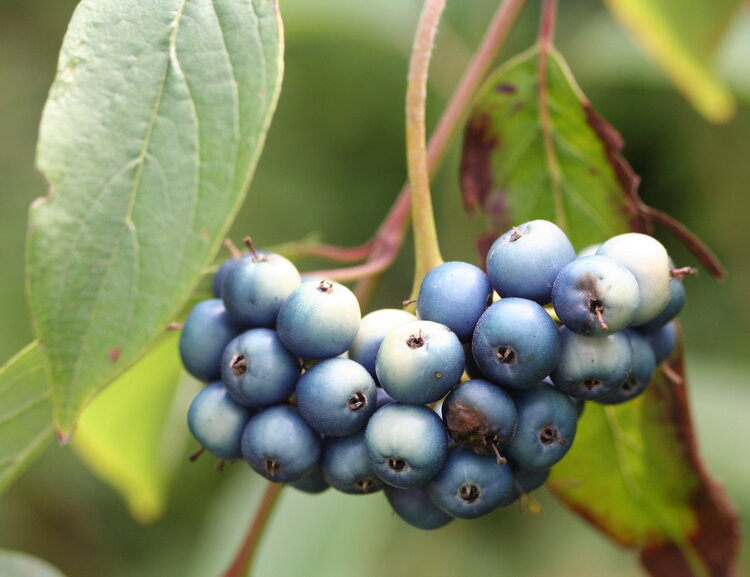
xmin=375 ymin=320 xmax=464 ymax=405
xmin=417 ymin=261 xmax=492 ymax=342
xmin=187 ymin=382 xmax=253 ymax=460
xmin=552 ymin=255 xmax=640 ymax=336
xmin=179 ymin=299 xmax=241 ymax=383
xmin=321 ymin=431 xmax=383 ymax=495
xmin=276 ymin=279 xmax=361 ymax=360
xmin=221 ymin=252 xmax=301 ymax=328
xmin=486 ymin=220 xmax=576 ymax=305
xmin=349 ymin=308 xmax=416 ymax=381
xmin=220 ymin=328 xmax=300 ymax=409
xmin=596 ymin=232 xmax=671 ymax=326
xmin=364 ymin=403 xmax=449 ymax=488
xmin=384 ymin=484 xmax=454 ymax=530
xmin=550 ymin=327 xmax=633 ymax=401
xmin=471 ymin=298 xmax=561 ymax=390
xmin=427 ymin=447 xmax=514 ymax=519
xmin=295 ymin=357 xmax=377 ymax=437
xmin=505 ymin=384 xmax=578 ymax=471
xmin=241 ymin=405 xmax=321 ymax=483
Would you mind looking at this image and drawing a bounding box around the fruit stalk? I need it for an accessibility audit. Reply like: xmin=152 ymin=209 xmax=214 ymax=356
xmin=405 ymin=0 xmax=447 ymax=300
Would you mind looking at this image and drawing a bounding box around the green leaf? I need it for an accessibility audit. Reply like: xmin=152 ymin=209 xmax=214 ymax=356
xmin=27 ymin=0 xmax=284 ymax=436
xmin=0 ymin=549 xmax=67 ymax=577
xmin=461 ymin=48 xmax=739 ymax=577
xmin=461 ymin=47 xmax=632 ymax=255
xmin=0 ymin=343 xmax=53 ymax=494
xmin=72 ymin=332 xmax=192 ymax=523
xmin=548 ymin=341 xmax=740 ymax=577
xmin=604 ymin=0 xmax=740 ymax=122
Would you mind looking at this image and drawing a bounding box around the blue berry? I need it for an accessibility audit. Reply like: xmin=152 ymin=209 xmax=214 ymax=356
xmin=375 ymin=320 xmax=464 ymax=405
xmin=637 ymin=266 xmax=686 ymax=331
xmin=596 ymin=233 xmax=671 ymax=326
xmin=220 ymin=328 xmax=300 ymax=408
xmin=241 ymin=405 xmax=321 ymax=483
xmin=221 ymin=251 xmax=301 ymax=328
xmin=384 ymin=485 xmax=453 ymax=530
xmin=505 ymin=383 xmax=578 ymax=471
xmin=348 ymin=308 xmax=416 ymax=381
xmin=213 ymin=256 xmax=242 ymax=298
xmin=416 ymin=261 xmax=491 ymax=342
xmin=497 ymin=466 xmax=550 ymax=508
xmin=486 ymin=220 xmax=576 ymax=304
xmin=187 ymin=382 xmax=253 ymax=460
xmin=598 ymin=329 xmax=655 ymax=404
xmin=640 ymin=320 xmax=678 ymax=364
xmin=288 ymin=465 xmax=330 ymax=494
xmin=426 ymin=447 xmax=514 ymax=519
xmin=550 ymin=327 xmax=632 ymax=400
xmin=179 ymin=299 xmax=241 ymax=382
xmin=442 ymin=379 xmax=517 ymax=460
xmin=552 ymin=255 xmax=640 ymax=336
xmin=295 ymin=357 xmax=377 ymax=437
xmin=321 ymin=431 xmax=383 ymax=495
xmin=277 ymin=279 xmax=361 ymax=360
xmin=471 ymin=298 xmax=561 ymax=389
xmin=364 ymin=403 xmax=448 ymax=488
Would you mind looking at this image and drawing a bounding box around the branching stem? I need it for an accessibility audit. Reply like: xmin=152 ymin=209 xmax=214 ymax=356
xmin=219 ymin=482 xmax=284 ymax=577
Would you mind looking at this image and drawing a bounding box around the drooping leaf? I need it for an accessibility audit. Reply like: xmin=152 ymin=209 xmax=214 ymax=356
xmin=0 ymin=343 xmax=53 ymax=494
xmin=461 ymin=47 xmax=739 ymax=577
xmin=548 ymin=336 xmax=740 ymax=577
xmin=603 ymin=0 xmax=740 ymax=123
xmin=73 ymin=332 xmax=193 ymax=523
xmin=461 ymin=47 xmax=635 ymax=258
xmin=0 ymin=549 xmax=67 ymax=577
xmin=27 ymin=0 xmax=284 ymax=436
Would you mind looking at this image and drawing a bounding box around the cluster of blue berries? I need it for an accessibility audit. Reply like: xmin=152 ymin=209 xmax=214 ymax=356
xmin=179 ymin=222 xmax=684 ymax=529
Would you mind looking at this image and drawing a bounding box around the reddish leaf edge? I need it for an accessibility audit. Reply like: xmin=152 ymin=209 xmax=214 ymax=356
xmin=547 ymin=329 xmax=741 ymax=577
xmin=582 ymin=105 xmax=727 ymax=281
xmin=460 ymin=50 xmax=727 ymax=281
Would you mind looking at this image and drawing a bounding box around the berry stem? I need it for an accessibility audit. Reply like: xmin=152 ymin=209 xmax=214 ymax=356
xmin=219 ymin=482 xmax=284 ymax=577
xmin=350 ymin=0 xmax=529 ymax=302
xmin=405 ymin=0 xmax=447 ymax=300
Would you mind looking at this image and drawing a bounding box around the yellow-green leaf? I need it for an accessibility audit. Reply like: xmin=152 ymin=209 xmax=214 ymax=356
xmin=0 ymin=343 xmax=53 ymax=494
xmin=604 ymin=0 xmax=740 ymax=122
xmin=73 ymin=332 xmax=192 ymax=523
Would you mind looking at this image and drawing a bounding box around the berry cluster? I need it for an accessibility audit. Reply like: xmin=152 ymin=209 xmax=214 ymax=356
xmin=179 ymin=221 xmax=684 ymax=529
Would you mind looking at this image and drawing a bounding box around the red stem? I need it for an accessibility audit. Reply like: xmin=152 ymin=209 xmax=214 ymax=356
xmin=219 ymin=482 xmax=284 ymax=577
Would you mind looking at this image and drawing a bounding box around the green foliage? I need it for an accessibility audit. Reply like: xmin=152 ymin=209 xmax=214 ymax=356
xmin=461 ymin=43 xmax=739 ymax=574
xmin=26 ymin=0 xmax=284 ymax=435
xmin=462 ymin=48 xmax=630 ymax=251
xmin=0 ymin=342 xmax=53 ymax=494
xmin=0 ymin=1 xmax=747 ymax=576
xmin=603 ymin=0 xmax=740 ymax=122
xmin=72 ymin=332 xmax=190 ymax=523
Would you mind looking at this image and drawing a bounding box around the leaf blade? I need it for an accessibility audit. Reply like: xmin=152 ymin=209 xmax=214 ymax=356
xmin=28 ymin=0 xmax=284 ymax=435
xmin=72 ymin=332 xmax=191 ymax=523
xmin=604 ymin=0 xmax=739 ymax=122
xmin=0 ymin=343 xmax=54 ymax=495
xmin=461 ymin=48 xmax=632 ymax=255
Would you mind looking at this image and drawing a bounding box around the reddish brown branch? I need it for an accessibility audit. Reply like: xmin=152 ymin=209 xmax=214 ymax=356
xmin=220 ymin=482 xmax=284 ymax=577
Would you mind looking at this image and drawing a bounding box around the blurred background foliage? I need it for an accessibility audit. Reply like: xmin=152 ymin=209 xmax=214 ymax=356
xmin=0 ymin=0 xmax=748 ymax=576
